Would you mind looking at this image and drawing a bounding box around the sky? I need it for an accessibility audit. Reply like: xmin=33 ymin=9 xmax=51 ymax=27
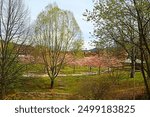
xmin=25 ymin=0 xmax=94 ymax=49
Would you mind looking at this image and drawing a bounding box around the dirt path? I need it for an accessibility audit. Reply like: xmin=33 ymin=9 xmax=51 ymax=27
xmin=23 ymin=72 xmax=97 ymax=78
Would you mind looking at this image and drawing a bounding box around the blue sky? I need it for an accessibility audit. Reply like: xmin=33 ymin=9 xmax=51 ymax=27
xmin=25 ymin=0 xmax=94 ymax=49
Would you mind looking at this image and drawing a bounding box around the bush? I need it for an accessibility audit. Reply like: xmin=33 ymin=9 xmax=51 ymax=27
xmin=77 ymin=77 xmax=111 ymax=99
xmin=108 ymin=70 xmax=128 ymax=85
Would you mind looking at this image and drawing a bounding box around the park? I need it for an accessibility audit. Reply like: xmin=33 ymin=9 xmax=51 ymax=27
xmin=0 ymin=0 xmax=150 ymax=100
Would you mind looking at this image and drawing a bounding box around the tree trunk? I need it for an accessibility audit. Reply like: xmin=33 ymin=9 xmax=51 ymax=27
xmin=140 ymin=51 xmax=150 ymax=99
xmin=89 ymin=66 xmax=92 ymax=72
xmin=98 ymin=66 xmax=101 ymax=75
xmin=130 ymin=48 xmax=136 ymax=78
xmin=0 ymin=83 xmax=6 ymax=100
xmin=141 ymin=69 xmax=150 ymax=99
xmin=130 ymin=57 xmax=135 ymax=78
xmin=133 ymin=0 xmax=150 ymax=99
xmin=50 ymin=79 xmax=54 ymax=89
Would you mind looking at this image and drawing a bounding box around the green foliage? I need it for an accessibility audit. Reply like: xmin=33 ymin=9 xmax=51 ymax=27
xmin=0 ymin=0 xmax=29 ymax=99
xmin=71 ymin=39 xmax=84 ymax=56
xmin=108 ymin=70 xmax=129 ymax=85
xmin=84 ymin=0 xmax=150 ymax=98
xmin=77 ymin=77 xmax=111 ymax=99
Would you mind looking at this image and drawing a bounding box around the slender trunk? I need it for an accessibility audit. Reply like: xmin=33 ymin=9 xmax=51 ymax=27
xmin=133 ymin=76 xmax=135 ymax=100
xmin=143 ymin=53 xmax=150 ymax=79
xmin=130 ymin=47 xmax=136 ymax=78
xmin=98 ymin=50 xmax=101 ymax=75
xmin=130 ymin=56 xmax=135 ymax=78
xmin=89 ymin=66 xmax=92 ymax=72
xmin=50 ymin=79 xmax=54 ymax=89
xmin=98 ymin=66 xmax=101 ymax=75
xmin=141 ymin=51 xmax=150 ymax=99
xmin=141 ymin=69 xmax=150 ymax=99
xmin=0 ymin=84 xmax=5 ymax=100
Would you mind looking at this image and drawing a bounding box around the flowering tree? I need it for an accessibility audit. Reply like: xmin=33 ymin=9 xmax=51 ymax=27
xmin=66 ymin=54 xmax=122 ymax=74
xmin=65 ymin=54 xmax=84 ymax=73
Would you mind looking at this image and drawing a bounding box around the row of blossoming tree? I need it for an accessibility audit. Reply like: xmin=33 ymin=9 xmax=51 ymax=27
xmin=65 ymin=54 xmax=122 ymax=74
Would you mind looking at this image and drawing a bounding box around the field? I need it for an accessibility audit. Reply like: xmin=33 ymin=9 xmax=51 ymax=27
xmin=6 ymin=67 xmax=148 ymax=100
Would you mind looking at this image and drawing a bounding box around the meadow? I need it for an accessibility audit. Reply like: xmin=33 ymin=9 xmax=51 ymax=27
xmin=6 ymin=66 xmax=148 ymax=100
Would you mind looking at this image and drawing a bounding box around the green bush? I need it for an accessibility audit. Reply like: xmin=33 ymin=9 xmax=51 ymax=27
xmin=77 ymin=77 xmax=111 ymax=99
xmin=108 ymin=70 xmax=128 ymax=85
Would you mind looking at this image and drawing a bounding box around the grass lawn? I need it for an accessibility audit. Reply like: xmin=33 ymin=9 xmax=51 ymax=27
xmin=60 ymin=66 xmax=101 ymax=74
xmin=6 ymin=72 xmax=149 ymax=100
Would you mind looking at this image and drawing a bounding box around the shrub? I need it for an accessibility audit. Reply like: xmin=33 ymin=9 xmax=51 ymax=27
xmin=108 ymin=70 xmax=128 ymax=85
xmin=77 ymin=77 xmax=111 ymax=99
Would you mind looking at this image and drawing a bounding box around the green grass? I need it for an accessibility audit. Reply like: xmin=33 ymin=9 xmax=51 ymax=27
xmin=5 ymin=71 xmax=149 ymax=100
xmin=60 ymin=66 xmax=106 ymax=74
xmin=24 ymin=64 xmax=106 ymax=75
xmin=24 ymin=64 xmax=45 ymax=74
